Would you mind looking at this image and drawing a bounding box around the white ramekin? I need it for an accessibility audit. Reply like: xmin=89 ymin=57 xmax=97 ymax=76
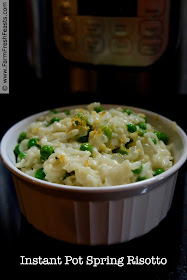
xmin=1 ymin=105 xmax=187 ymax=245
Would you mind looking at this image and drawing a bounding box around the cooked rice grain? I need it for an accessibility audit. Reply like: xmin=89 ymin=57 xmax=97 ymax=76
xmin=15 ymin=103 xmax=173 ymax=187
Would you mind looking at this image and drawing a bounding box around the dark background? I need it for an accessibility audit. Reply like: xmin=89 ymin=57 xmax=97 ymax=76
xmin=0 ymin=0 xmax=186 ymax=277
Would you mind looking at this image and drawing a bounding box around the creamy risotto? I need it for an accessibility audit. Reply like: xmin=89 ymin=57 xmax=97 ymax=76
xmin=14 ymin=103 xmax=173 ymax=187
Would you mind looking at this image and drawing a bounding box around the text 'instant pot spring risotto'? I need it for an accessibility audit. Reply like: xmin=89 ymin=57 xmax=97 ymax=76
xmin=14 ymin=103 xmax=173 ymax=187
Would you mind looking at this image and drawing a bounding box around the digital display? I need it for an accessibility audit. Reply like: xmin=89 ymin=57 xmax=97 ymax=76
xmin=78 ymin=0 xmax=137 ymax=17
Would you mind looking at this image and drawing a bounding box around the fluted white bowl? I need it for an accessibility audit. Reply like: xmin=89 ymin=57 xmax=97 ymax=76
xmin=1 ymin=105 xmax=187 ymax=245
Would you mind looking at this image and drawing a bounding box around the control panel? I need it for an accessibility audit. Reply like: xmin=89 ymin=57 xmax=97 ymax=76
xmin=52 ymin=0 xmax=170 ymax=66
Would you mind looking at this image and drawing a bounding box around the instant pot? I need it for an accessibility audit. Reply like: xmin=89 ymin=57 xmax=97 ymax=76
xmin=26 ymin=0 xmax=182 ymax=99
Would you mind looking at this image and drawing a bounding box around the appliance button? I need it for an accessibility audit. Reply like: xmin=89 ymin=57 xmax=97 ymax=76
xmin=139 ymin=39 xmax=162 ymax=55
xmin=58 ymin=0 xmax=72 ymax=15
xmin=84 ymin=37 xmax=104 ymax=53
xmin=60 ymin=35 xmax=76 ymax=51
xmin=141 ymin=0 xmax=165 ymax=16
xmin=59 ymin=16 xmax=75 ymax=34
xmin=82 ymin=20 xmax=104 ymax=36
xmin=110 ymin=38 xmax=132 ymax=54
xmin=140 ymin=20 xmax=163 ymax=37
xmin=111 ymin=21 xmax=132 ymax=36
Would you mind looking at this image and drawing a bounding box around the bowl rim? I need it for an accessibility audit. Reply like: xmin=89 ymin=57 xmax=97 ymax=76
xmin=1 ymin=104 xmax=187 ymax=194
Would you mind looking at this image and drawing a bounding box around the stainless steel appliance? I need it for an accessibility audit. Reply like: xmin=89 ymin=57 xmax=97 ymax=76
xmin=53 ymin=0 xmax=170 ymax=67
xmin=26 ymin=0 xmax=182 ymax=98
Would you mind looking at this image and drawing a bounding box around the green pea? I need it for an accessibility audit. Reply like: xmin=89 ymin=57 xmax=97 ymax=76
xmin=144 ymin=116 xmax=148 ymax=123
xmin=94 ymin=106 xmax=104 ymax=113
xmin=136 ymin=176 xmax=147 ymax=182
xmin=62 ymin=109 xmax=70 ymax=115
xmin=28 ymin=138 xmax=39 ymax=149
xmin=117 ymin=148 xmax=128 ymax=155
xmin=50 ymin=109 xmax=57 ymax=114
xmin=17 ymin=152 xmax=27 ymax=163
xmin=18 ymin=132 xmax=27 ymax=143
xmin=49 ymin=117 xmax=60 ymax=124
xmin=151 ymin=138 xmax=157 ymax=145
xmin=138 ymin=129 xmax=147 ymax=137
xmin=80 ymin=143 xmax=93 ymax=153
xmin=138 ymin=122 xmax=146 ymax=130
xmin=102 ymin=126 xmax=113 ymax=140
xmin=154 ymin=168 xmax=165 ymax=176
xmin=154 ymin=130 xmax=161 ymax=140
xmin=132 ymin=164 xmax=143 ymax=174
xmin=126 ymin=124 xmax=137 ymax=133
xmin=159 ymin=132 xmax=169 ymax=144
xmin=14 ymin=144 xmax=20 ymax=156
xmin=74 ymin=114 xmax=91 ymax=131
xmin=123 ymin=108 xmax=133 ymax=115
xmin=153 ymin=131 xmax=169 ymax=144
xmin=40 ymin=145 xmax=54 ymax=161
xmin=113 ymin=147 xmax=128 ymax=155
xmin=35 ymin=168 xmax=46 ymax=180
xmin=74 ymin=113 xmax=84 ymax=119
xmin=74 ymin=114 xmax=86 ymax=126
